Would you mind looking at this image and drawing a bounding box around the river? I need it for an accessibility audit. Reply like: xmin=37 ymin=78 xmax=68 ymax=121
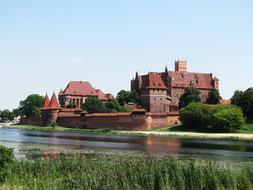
xmin=0 ymin=127 xmax=252 ymax=162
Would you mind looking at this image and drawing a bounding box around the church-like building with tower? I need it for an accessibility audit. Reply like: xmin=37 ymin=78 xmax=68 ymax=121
xmin=131 ymin=60 xmax=219 ymax=114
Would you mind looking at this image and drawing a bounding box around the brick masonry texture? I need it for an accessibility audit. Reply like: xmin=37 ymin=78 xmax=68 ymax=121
xmin=20 ymin=111 xmax=180 ymax=130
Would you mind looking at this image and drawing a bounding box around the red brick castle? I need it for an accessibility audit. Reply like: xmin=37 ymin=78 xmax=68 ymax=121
xmin=131 ymin=60 xmax=219 ymax=114
xmin=21 ymin=60 xmax=219 ymax=130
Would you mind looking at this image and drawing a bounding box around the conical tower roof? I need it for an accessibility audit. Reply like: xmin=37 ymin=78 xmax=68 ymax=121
xmin=42 ymin=94 xmax=50 ymax=109
xmin=49 ymin=92 xmax=60 ymax=109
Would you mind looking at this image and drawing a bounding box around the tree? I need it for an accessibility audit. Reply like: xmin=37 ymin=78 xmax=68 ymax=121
xmin=211 ymin=105 xmax=245 ymax=132
xmin=207 ymin=89 xmax=221 ymax=104
xmin=81 ymin=97 xmax=109 ymax=113
xmin=179 ymin=87 xmax=201 ymax=109
xmin=238 ymin=88 xmax=253 ymax=120
xmin=0 ymin=109 xmax=14 ymax=122
xmin=116 ymin=90 xmax=140 ymax=106
xmin=231 ymin=90 xmax=244 ymax=106
xmin=18 ymin=94 xmax=44 ymax=117
xmin=105 ymin=98 xmax=131 ymax=112
xmin=179 ymin=103 xmax=245 ymax=132
xmin=12 ymin=108 xmax=21 ymax=117
xmin=180 ymin=103 xmax=213 ymax=130
xmin=105 ymin=99 xmax=123 ymax=112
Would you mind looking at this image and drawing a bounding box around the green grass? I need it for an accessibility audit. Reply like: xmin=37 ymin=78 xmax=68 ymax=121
xmin=9 ymin=124 xmax=120 ymax=134
xmin=238 ymin=123 xmax=253 ymax=134
xmin=8 ymin=124 xmax=147 ymax=136
xmin=6 ymin=123 xmax=253 ymax=141
xmin=1 ymin=156 xmax=253 ymax=190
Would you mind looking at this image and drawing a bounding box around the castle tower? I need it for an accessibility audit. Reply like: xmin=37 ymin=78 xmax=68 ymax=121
xmin=213 ymin=77 xmax=219 ymax=90
xmin=41 ymin=94 xmax=50 ymax=126
xmin=131 ymin=71 xmax=141 ymax=93
xmin=175 ymin=60 xmax=187 ymax=72
xmin=42 ymin=93 xmax=60 ymax=126
xmin=165 ymin=66 xmax=168 ymax=74
xmin=140 ymin=73 xmax=169 ymax=114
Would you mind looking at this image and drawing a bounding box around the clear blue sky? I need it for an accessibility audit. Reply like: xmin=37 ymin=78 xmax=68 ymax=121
xmin=0 ymin=0 xmax=253 ymax=110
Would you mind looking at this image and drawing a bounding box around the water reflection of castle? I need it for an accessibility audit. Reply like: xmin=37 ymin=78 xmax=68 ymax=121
xmin=144 ymin=136 xmax=181 ymax=155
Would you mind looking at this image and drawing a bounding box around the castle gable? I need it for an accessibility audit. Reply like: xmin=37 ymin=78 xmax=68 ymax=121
xmin=140 ymin=73 xmax=167 ymax=90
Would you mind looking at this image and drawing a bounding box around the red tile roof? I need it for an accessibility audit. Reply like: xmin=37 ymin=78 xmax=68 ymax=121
xmin=49 ymin=93 xmax=60 ymax=109
xmin=59 ymin=81 xmax=112 ymax=100
xmin=42 ymin=94 xmax=50 ymax=108
xmin=141 ymin=73 xmax=167 ymax=89
xmin=95 ymin=89 xmax=113 ymax=100
xmin=220 ymin=99 xmax=231 ymax=106
xmin=168 ymin=71 xmax=214 ymax=89
xmin=105 ymin=93 xmax=113 ymax=99
xmin=61 ymin=81 xmax=95 ymax=96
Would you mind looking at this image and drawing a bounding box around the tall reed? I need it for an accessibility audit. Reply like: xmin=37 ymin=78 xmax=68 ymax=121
xmin=2 ymin=157 xmax=253 ymax=190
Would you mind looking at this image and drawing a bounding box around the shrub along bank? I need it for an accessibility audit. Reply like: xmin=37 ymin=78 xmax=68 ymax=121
xmin=0 ymin=145 xmax=252 ymax=190
xmin=180 ymin=103 xmax=245 ymax=132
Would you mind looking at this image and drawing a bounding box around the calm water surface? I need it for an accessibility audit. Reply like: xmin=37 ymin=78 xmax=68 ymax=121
xmin=0 ymin=127 xmax=252 ymax=162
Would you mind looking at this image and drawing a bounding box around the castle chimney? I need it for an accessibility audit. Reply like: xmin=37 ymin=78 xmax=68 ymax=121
xmin=175 ymin=60 xmax=187 ymax=72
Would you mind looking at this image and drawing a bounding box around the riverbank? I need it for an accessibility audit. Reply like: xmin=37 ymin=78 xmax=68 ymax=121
xmin=4 ymin=124 xmax=253 ymax=140
xmin=1 ymin=155 xmax=253 ymax=190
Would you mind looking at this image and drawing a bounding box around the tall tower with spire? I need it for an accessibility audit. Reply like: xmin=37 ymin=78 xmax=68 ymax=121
xmin=131 ymin=71 xmax=141 ymax=92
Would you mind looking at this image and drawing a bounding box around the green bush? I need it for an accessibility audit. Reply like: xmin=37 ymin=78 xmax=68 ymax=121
xmin=211 ymin=105 xmax=245 ymax=132
xmin=0 ymin=145 xmax=14 ymax=184
xmin=180 ymin=103 xmax=213 ymax=130
xmin=66 ymin=103 xmax=77 ymax=108
xmin=180 ymin=103 xmax=245 ymax=132
xmin=0 ymin=145 xmax=14 ymax=168
xmin=51 ymin=122 xmax=57 ymax=128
